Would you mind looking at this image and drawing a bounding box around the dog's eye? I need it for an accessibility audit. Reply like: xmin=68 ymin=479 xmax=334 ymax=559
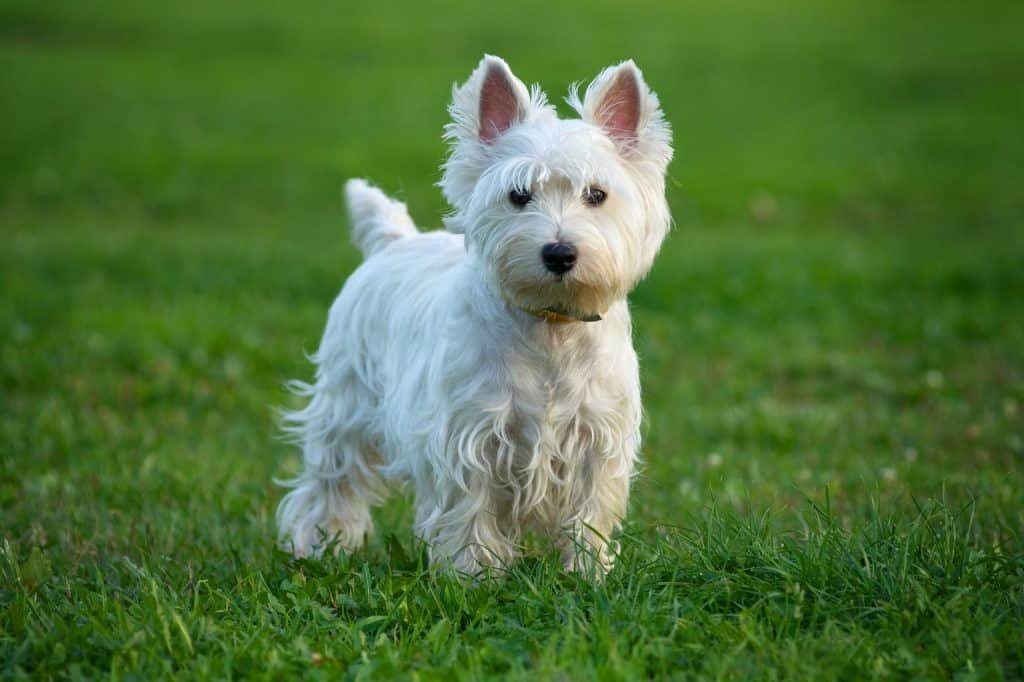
xmin=508 ymin=188 xmax=532 ymax=207
xmin=583 ymin=187 xmax=607 ymax=206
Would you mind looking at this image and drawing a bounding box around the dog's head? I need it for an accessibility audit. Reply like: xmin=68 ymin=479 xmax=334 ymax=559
xmin=441 ymin=55 xmax=672 ymax=321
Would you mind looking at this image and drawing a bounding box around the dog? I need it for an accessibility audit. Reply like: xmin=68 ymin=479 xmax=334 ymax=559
xmin=276 ymin=55 xmax=672 ymax=577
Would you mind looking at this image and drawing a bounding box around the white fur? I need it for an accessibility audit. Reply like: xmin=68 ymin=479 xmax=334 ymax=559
xmin=276 ymin=55 xmax=672 ymax=577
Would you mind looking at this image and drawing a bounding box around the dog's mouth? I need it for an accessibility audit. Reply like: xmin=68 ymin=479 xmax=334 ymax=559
xmin=496 ymin=252 xmax=619 ymax=323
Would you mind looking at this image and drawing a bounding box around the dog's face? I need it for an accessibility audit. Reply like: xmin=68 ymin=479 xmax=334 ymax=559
xmin=441 ymin=56 xmax=673 ymax=320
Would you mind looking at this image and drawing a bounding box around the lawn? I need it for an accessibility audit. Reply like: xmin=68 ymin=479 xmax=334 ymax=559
xmin=2 ymin=0 xmax=1023 ymax=678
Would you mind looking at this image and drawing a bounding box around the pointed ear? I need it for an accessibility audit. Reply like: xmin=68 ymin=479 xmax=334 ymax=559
xmin=448 ymin=55 xmax=532 ymax=144
xmin=577 ymin=60 xmax=672 ymax=168
xmin=478 ymin=59 xmax=526 ymax=141
xmin=442 ymin=57 xmax=552 ymax=232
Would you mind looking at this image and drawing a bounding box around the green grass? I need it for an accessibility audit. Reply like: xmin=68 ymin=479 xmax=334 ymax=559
xmin=2 ymin=0 xmax=1023 ymax=678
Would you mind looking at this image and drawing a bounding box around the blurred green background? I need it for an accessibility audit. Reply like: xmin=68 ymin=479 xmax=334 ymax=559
xmin=2 ymin=0 xmax=1023 ymax=677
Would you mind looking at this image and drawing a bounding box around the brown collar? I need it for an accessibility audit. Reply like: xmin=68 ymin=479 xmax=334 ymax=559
xmin=521 ymin=307 xmax=603 ymax=324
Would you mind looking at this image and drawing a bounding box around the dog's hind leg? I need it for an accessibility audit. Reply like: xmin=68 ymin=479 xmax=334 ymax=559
xmin=276 ymin=372 xmax=386 ymax=558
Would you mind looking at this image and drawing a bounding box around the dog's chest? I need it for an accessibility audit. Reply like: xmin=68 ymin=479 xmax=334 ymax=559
xmin=504 ymin=340 xmax=599 ymax=441
xmin=492 ymin=340 xmax=624 ymax=519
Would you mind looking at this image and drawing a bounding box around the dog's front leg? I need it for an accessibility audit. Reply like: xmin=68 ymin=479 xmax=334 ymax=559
xmin=417 ymin=478 xmax=518 ymax=577
xmin=561 ymin=459 xmax=632 ymax=578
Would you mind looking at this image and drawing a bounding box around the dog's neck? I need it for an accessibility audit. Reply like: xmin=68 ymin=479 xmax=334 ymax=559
xmin=515 ymin=305 xmax=603 ymax=324
xmin=462 ymin=270 xmax=626 ymax=356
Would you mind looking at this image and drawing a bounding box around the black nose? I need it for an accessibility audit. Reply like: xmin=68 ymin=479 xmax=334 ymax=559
xmin=541 ymin=242 xmax=577 ymax=274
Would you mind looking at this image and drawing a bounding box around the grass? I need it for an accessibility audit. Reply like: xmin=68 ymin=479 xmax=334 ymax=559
xmin=2 ymin=0 xmax=1023 ymax=678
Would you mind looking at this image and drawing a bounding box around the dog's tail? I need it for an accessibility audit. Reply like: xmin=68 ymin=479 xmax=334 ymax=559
xmin=344 ymin=179 xmax=419 ymax=259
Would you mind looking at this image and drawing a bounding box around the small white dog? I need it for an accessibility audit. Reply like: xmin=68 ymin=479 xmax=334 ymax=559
xmin=277 ymin=55 xmax=672 ymax=577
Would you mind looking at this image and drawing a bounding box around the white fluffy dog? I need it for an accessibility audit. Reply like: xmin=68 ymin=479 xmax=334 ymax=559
xmin=277 ymin=55 xmax=672 ymax=577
